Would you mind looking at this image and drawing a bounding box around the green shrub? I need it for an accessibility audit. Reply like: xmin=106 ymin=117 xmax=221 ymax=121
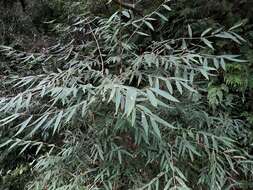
xmin=0 ymin=1 xmax=252 ymax=190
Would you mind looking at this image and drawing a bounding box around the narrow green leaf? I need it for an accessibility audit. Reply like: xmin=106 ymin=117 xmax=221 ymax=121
xmin=150 ymin=118 xmax=161 ymax=139
xmin=188 ymin=24 xmax=192 ymax=38
xmin=176 ymin=81 xmax=183 ymax=94
xmin=0 ymin=114 xmax=20 ymax=126
xmin=220 ymin=58 xmax=226 ymax=70
xmin=213 ymin=58 xmax=219 ymax=69
xmin=162 ymin=4 xmax=172 ymax=11
xmin=19 ymin=143 xmax=30 ymax=155
xmin=202 ymin=38 xmax=214 ymax=50
xmin=144 ymin=21 xmax=154 ymax=31
xmin=0 ymin=139 xmax=13 ymax=148
xmin=131 ymin=107 xmax=136 ymax=126
xmin=152 ymin=114 xmax=175 ymax=129
xmin=229 ymin=22 xmax=243 ymax=31
xmin=115 ymin=89 xmax=122 ymax=114
xmin=15 ymin=115 xmax=33 ymax=136
xmin=53 ymin=110 xmax=63 ymax=134
xmin=125 ymin=87 xmax=137 ymax=116
xmin=141 ymin=112 xmax=149 ymax=136
xmin=146 ymin=89 xmax=158 ymax=107
xmin=29 ymin=114 xmax=49 ymax=136
xmin=150 ymin=88 xmax=179 ymax=102
xmin=200 ymin=69 xmax=209 ymax=79
xmin=36 ymin=143 xmax=43 ymax=155
xmin=181 ymin=82 xmax=197 ymax=93
xmin=122 ymin=10 xmax=130 ymax=18
xmin=136 ymin=31 xmax=150 ymax=37
xmin=165 ymin=80 xmax=173 ymax=94
xmin=108 ymin=86 xmax=116 ymax=103
xmin=201 ymin=28 xmax=212 ymax=37
xmin=155 ymin=12 xmax=168 ymax=21
xmin=8 ymin=140 xmax=20 ymax=151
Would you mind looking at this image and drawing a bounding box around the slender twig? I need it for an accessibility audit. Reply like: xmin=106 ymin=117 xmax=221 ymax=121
xmin=87 ymin=23 xmax=105 ymax=74
xmin=118 ymin=0 xmax=123 ymax=74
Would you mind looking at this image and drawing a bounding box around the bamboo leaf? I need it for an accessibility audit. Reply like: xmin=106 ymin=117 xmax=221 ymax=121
xmin=150 ymin=88 xmax=179 ymax=102
xmin=202 ymin=38 xmax=214 ymax=50
xmin=53 ymin=111 xmax=63 ymax=134
xmin=162 ymin=4 xmax=172 ymax=11
xmin=150 ymin=118 xmax=161 ymax=139
xmin=125 ymin=87 xmax=137 ymax=116
xmin=144 ymin=21 xmax=154 ymax=31
xmin=141 ymin=112 xmax=149 ymax=137
xmin=146 ymin=89 xmax=158 ymax=107
xmin=188 ymin=24 xmax=192 ymax=38
xmin=15 ymin=115 xmax=33 ymax=136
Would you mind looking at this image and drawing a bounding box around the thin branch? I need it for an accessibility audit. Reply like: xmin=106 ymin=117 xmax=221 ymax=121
xmin=88 ymin=23 xmax=105 ymax=74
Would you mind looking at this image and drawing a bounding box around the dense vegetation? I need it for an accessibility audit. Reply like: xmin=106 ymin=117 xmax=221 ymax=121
xmin=0 ymin=0 xmax=252 ymax=189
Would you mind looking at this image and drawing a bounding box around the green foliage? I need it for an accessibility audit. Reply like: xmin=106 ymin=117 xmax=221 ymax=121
xmin=207 ymin=83 xmax=229 ymax=110
xmin=164 ymin=0 xmax=253 ymax=156
xmin=0 ymin=0 xmax=253 ymax=190
xmin=224 ymin=63 xmax=248 ymax=91
xmin=0 ymin=164 xmax=30 ymax=190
